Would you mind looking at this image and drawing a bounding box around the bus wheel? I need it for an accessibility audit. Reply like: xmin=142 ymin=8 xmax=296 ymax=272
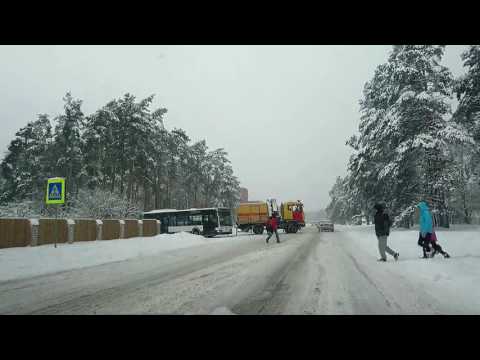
xmin=192 ymin=229 xmax=200 ymax=235
xmin=253 ymin=225 xmax=264 ymax=234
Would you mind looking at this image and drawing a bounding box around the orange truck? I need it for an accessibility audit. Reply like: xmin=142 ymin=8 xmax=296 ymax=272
xmin=236 ymin=199 xmax=305 ymax=234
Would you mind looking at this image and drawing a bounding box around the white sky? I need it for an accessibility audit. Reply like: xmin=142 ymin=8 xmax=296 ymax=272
xmin=0 ymin=45 xmax=468 ymax=211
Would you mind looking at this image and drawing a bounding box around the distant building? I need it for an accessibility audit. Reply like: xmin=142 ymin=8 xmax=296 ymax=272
xmin=239 ymin=187 xmax=248 ymax=202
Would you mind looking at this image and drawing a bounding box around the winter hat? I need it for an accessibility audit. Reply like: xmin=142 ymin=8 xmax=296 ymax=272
xmin=374 ymin=202 xmax=385 ymax=211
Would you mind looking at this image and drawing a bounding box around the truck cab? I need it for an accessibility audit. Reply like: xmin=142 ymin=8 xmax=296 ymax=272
xmin=279 ymin=200 xmax=305 ymax=233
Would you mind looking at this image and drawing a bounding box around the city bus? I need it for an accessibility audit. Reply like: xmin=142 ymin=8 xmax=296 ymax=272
xmin=142 ymin=207 xmax=233 ymax=237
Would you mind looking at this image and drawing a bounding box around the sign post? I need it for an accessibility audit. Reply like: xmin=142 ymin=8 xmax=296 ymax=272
xmin=46 ymin=177 xmax=65 ymax=248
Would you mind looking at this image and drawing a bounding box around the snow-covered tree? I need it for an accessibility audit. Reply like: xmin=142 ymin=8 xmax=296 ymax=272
xmin=1 ymin=92 xmax=242 ymax=217
xmin=455 ymin=45 xmax=480 ymax=140
xmin=451 ymin=45 xmax=480 ymax=223
xmin=1 ymin=114 xmax=54 ymax=203
xmin=342 ymin=46 xmax=473 ymax=227
xmin=52 ymin=93 xmax=85 ymax=197
xmin=326 ymin=176 xmax=359 ymax=224
xmin=183 ymin=140 xmax=209 ymax=208
xmin=68 ymin=188 xmax=141 ymax=219
xmin=0 ymin=199 xmax=43 ymax=218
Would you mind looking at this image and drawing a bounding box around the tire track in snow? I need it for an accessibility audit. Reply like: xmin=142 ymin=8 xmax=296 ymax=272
xmin=346 ymin=253 xmax=403 ymax=312
xmin=231 ymin=232 xmax=320 ymax=315
xmin=1 ymin=237 xmax=270 ymax=314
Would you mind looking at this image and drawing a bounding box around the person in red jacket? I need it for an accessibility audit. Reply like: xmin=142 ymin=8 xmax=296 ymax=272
xmin=266 ymin=214 xmax=280 ymax=244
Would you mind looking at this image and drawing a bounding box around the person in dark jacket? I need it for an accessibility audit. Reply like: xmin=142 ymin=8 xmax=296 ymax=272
xmin=266 ymin=215 xmax=280 ymax=244
xmin=374 ymin=202 xmax=399 ymax=262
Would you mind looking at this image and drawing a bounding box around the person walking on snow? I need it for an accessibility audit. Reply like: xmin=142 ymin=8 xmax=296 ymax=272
xmin=374 ymin=202 xmax=399 ymax=262
xmin=416 ymin=201 xmax=451 ymax=258
xmin=266 ymin=214 xmax=280 ymax=244
xmin=417 ymin=201 xmax=434 ymax=258
xmin=430 ymin=231 xmax=450 ymax=258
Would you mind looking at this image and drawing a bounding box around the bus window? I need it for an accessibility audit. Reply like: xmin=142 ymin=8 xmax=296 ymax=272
xmin=202 ymin=214 xmax=209 ymax=225
xmin=190 ymin=215 xmax=202 ymax=225
xmin=203 ymin=214 xmax=218 ymax=227
xmin=176 ymin=214 xmax=188 ymax=226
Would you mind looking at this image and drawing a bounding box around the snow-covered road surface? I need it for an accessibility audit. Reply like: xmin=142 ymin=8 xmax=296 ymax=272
xmin=1 ymin=225 xmax=479 ymax=314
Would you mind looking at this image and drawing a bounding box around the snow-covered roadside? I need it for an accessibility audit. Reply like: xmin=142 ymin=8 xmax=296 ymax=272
xmin=337 ymin=225 xmax=480 ymax=313
xmin=0 ymin=232 xmax=245 ymax=283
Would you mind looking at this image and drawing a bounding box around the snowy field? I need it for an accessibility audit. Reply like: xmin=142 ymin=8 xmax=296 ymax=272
xmin=0 ymin=231 xmax=251 ymax=282
xmin=336 ymin=224 xmax=480 ymax=313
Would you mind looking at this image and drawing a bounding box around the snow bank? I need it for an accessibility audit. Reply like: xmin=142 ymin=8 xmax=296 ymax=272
xmin=0 ymin=232 xmax=237 ymax=282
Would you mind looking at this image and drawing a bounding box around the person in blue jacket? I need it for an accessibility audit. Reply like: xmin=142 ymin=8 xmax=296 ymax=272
xmin=417 ymin=201 xmax=451 ymax=258
xmin=417 ymin=201 xmax=434 ymax=258
xmin=417 ymin=201 xmax=444 ymax=259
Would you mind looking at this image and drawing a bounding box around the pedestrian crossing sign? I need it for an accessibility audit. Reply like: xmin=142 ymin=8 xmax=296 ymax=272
xmin=46 ymin=177 xmax=65 ymax=204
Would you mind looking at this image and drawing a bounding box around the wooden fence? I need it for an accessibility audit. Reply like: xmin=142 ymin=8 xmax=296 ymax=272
xmin=0 ymin=218 xmax=160 ymax=249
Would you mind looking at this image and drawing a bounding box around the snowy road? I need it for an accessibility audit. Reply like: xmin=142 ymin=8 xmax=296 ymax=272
xmin=1 ymin=226 xmax=479 ymax=314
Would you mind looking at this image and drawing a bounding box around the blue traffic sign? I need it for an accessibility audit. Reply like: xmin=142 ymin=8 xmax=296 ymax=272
xmin=46 ymin=177 xmax=65 ymax=204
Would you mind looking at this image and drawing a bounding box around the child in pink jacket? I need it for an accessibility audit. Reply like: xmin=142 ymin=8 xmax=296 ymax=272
xmin=429 ymin=231 xmax=450 ymax=258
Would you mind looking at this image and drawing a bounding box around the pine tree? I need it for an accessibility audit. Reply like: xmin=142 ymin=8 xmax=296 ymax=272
xmin=184 ymin=140 xmax=209 ymax=208
xmin=52 ymin=93 xmax=85 ymax=197
xmin=326 ymin=176 xmax=348 ymax=224
xmin=343 ymin=46 xmax=472 ymax=227
xmin=141 ymin=106 xmax=167 ymax=210
xmin=164 ymin=128 xmax=190 ymax=208
xmin=455 ymin=45 xmax=480 ymax=140
xmin=1 ymin=92 xmax=242 ymax=218
xmin=0 ymin=114 xmax=54 ymax=203
xmin=451 ymin=45 xmax=480 ymax=223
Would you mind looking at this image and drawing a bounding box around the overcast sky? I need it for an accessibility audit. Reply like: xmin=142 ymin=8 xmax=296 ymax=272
xmin=0 ymin=45 xmax=469 ymax=211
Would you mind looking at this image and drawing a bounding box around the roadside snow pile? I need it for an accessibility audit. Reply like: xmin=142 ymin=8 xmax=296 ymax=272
xmin=0 ymin=232 xmax=235 ymax=282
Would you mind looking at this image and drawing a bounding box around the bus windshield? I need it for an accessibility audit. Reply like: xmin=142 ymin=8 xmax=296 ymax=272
xmin=218 ymin=209 xmax=233 ymax=226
